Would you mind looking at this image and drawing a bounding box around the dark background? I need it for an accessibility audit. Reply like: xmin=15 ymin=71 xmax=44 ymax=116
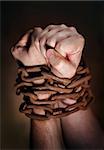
xmin=1 ymin=1 xmax=104 ymax=149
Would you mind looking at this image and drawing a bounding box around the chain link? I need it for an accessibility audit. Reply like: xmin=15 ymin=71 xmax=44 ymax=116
xmin=15 ymin=61 xmax=93 ymax=120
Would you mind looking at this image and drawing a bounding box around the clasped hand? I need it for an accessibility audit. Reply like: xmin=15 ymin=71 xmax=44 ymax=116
xmin=12 ymin=24 xmax=84 ymax=79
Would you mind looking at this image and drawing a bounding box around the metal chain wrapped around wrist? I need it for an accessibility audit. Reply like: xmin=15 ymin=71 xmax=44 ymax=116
xmin=15 ymin=59 xmax=93 ymax=120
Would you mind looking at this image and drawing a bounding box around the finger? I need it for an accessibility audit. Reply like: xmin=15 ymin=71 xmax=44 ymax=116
xmin=46 ymin=27 xmax=77 ymax=48
xmin=40 ymin=24 xmax=68 ymax=47
xmin=55 ymin=34 xmax=84 ymax=56
xmin=31 ymin=27 xmax=43 ymax=51
xmin=32 ymin=27 xmax=43 ymax=42
xmin=38 ymin=24 xmax=66 ymax=38
xmin=68 ymin=50 xmax=82 ymax=69
xmin=38 ymin=24 xmax=57 ymax=38
xmin=39 ymin=24 xmax=67 ymax=58
xmin=28 ymin=27 xmax=47 ymax=65
xmin=46 ymin=49 xmax=76 ymax=79
xmin=55 ymin=35 xmax=85 ymax=67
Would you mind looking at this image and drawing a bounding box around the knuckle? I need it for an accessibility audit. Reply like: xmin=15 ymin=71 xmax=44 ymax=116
xmin=78 ymin=35 xmax=85 ymax=44
xmin=34 ymin=27 xmax=42 ymax=33
xmin=69 ymin=26 xmax=76 ymax=31
xmin=60 ymin=24 xmax=66 ymax=27
xmin=34 ymin=27 xmax=41 ymax=30
xmin=60 ymin=24 xmax=68 ymax=29
xmin=47 ymin=25 xmax=56 ymax=30
xmin=66 ymin=28 xmax=73 ymax=33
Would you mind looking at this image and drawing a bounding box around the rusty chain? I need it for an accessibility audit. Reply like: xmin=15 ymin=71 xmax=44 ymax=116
xmin=15 ymin=60 xmax=93 ymax=121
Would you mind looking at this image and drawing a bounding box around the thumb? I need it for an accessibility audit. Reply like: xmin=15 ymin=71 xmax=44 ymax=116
xmin=46 ymin=49 xmax=76 ymax=79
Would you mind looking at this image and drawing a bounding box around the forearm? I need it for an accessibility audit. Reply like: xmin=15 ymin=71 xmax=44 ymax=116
xmin=30 ymin=118 xmax=64 ymax=150
xmin=61 ymin=108 xmax=104 ymax=149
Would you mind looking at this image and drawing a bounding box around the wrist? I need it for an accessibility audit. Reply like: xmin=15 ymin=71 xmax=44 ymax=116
xmin=30 ymin=118 xmax=64 ymax=150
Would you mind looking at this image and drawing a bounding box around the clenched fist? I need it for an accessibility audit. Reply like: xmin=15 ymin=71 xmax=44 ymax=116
xmin=11 ymin=24 xmax=84 ymax=79
xmin=11 ymin=28 xmax=47 ymax=66
xmin=38 ymin=24 xmax=84 ymax=78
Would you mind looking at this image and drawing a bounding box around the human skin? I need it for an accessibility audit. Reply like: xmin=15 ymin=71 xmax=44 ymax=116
xmin=61 ymin=109 xmax=104 ymax=149
xmin=11 ymin=24 xmax=104 ymax=149
xmin=11 ymin=26 xmax=64 ymax=149
xmin=30 ymin=119 xmax=65 ymax=150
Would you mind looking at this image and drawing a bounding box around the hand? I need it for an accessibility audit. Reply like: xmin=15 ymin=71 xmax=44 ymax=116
xmin=11 ymin=29 xmax=64 ymax=150
xmin=11 ymin=24 xmax=84 ymax=79
xmin=11 ymin=27 xmax=47 ymax=66
xmin=38 ymin=24 xmax=85 ymax=79
xmin=11 ymin=25 xmax=104 ymax=149
xmin=11 ymin=27 xmax=50 ymax=103
xmin=11 ymin=24 xmax=85 ymax=108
